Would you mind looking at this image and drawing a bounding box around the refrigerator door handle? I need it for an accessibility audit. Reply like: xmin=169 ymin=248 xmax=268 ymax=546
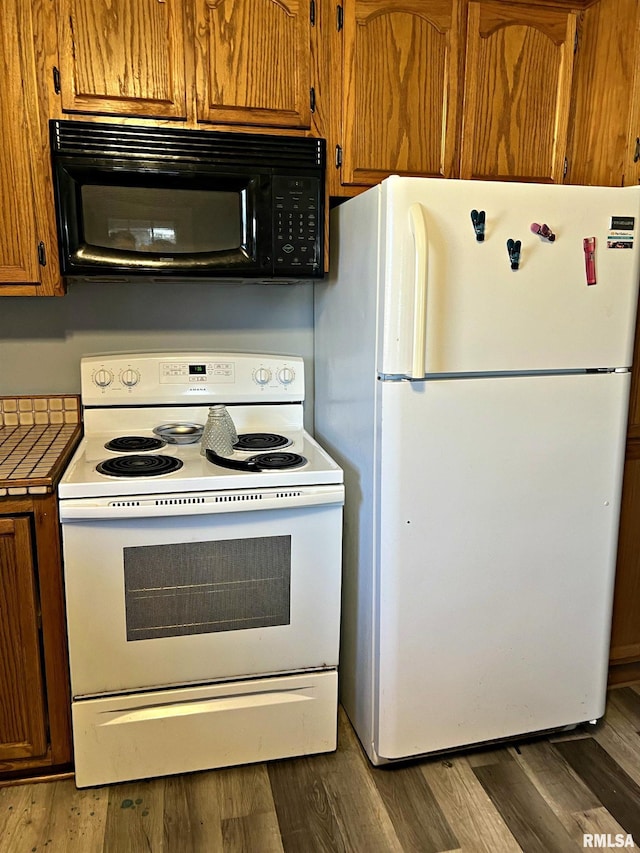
xmin=409 ymin=203 xmax=428 ymax=379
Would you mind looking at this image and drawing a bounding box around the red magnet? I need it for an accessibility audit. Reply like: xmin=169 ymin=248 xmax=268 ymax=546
xmin=583 ymin=237 xmax=596 ymax=285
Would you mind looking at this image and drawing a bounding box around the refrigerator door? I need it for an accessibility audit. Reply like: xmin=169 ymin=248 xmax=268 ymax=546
xmin=378 ymin=177 xmax=640 ymax=376
xmin=374 ymin=372 xmax=628 ymax=760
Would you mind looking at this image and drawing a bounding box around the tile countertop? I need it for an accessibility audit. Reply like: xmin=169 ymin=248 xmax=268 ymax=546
xmin=0 ymin=395 xmax=82 ymax=496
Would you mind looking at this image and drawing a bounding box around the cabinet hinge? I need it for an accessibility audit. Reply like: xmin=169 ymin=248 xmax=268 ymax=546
xmin=634 ymin=137 xmax=640 ymax=163
xmin=310 ymin=87 xmax=316 ymax=113
xmin=310 ymin=0 xmax=316 ymax=26
xmin=574 ymin=29 xmax=578 ymax=53
xmin=52 ymin=66 xmax=61 ymax=95
xmin=37 ymin=242 xmax=47 ymax=267
xmin=336 ymin=4 xmax=343 ymax=31
xmin=563 ymin=157 xmax=568 ymax=178
xmin=335 ymin=144 xmax=343 ymax=168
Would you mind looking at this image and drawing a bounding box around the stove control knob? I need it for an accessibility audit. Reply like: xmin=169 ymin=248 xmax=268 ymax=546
xmin=254 ymin=367 xmax=272 ymax=386
xmin=277 ymin=367 xmax=295 ymax=385
xmin=93 ymin=368 xmax=114 ymax=388
xmin=120 ymin=368 xmax=141 ymax=388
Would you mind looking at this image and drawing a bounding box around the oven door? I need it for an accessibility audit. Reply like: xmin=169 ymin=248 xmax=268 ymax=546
xmin=60 ymin=487 xmax=343 ymax=698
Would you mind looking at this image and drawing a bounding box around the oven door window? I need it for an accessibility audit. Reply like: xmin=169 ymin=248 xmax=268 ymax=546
xmin=124 ymin=535 xmax=291 ymax=640
xmin=54 ymin=163 xmax=272 ymax=276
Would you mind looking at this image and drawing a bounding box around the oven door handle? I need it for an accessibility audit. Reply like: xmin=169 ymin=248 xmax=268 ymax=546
xmin=205 ymin=449 xmax=262 ymax=471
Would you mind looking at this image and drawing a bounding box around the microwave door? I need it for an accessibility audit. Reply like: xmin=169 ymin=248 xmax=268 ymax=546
xmin=54 ymin=164 xmax=272 ymax=277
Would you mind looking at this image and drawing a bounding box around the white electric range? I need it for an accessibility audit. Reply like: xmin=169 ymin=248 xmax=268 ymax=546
xmin=58 ymin=352 xmax=344 ymax=788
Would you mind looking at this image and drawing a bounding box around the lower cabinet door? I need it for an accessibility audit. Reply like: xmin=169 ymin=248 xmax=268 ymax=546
xmin=0 ymin=516 xmax=47 ymax=762
xmin=611 ymin=442 xmax=640 ymax=672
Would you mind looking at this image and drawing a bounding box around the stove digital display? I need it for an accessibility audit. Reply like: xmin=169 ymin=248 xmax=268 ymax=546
xmin=189 ymin=364 xmax=207 ymax=375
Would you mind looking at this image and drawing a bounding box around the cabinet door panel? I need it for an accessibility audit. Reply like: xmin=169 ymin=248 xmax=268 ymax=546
xmin=0 ymin=0 xmax=41 ymax=289
xmin=627 ymin=309 xmax=640 ymax=439
xmin=0 ymin=518 xmax=47 ymax=761
xmin=342 ymin=0 xmax=461 ymax=186
xmin=622 ymin=6 xmax=640 ymax=187
xmin=565 ymin=0 xmax=639 ymax=187
xmin=611 ymin=442 xmax=640 ymax=666
xmin=461 ymin=2 xmax=576 ymax=183
xmin=57 ymin=0 xmax=187 ymax=118
xmin=195 ymin=0 xmax=311 ymax=128
xmin=0 ymin=0 xmax=61 ymax=295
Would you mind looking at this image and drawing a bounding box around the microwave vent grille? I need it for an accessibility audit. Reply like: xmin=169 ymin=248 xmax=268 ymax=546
xmin=50 ymin=120 xmax=325 ymax=169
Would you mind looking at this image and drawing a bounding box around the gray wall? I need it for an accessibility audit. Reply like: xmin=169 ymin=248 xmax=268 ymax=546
xmin=0 ymin=280 xmax=315 ymax=426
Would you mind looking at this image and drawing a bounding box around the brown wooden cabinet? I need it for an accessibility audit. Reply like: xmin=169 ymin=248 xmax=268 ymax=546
xmin=460 ymin=1 xmax=576 ymax=183
xmin=610 ymin=441 xmax=640 ymax=683
xmin=55 ymin=0 xmax=188 ymax=119
xmin=336 ymin=0 xmax=462 ymax=189
xmin=0 ymin=496 xmax=72 ymax=780
xmin=565 ymin=0 xmax=640 ymax=187
xmin=0 ymin=517 xmax=48 ymax=762
xmin=610 ymin=266 xmax=640 ymax=683
xmin=329 ymin=0 xmax=578 ymax=195
xmin=0 ymin=0 xmax=62 ymax=295
xmin=621 ymin=8 xmax=640 ymax=188
xmin=192 ymin=0 xmax=315 ymax=129
xmin=53 ymin=0 xmax=318 ymax=130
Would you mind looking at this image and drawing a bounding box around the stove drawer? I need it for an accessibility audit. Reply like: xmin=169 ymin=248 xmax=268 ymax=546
xmin=72 ymin=670 xmax=337 ymax=788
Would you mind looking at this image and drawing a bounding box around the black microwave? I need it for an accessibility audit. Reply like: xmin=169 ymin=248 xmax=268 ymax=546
xmin=49 ymin=120 xmax=325 ymax=281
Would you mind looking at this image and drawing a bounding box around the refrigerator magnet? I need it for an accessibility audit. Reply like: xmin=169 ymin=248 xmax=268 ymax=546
xmin=607 ymin=231 xmax=634 ymax=249
xmin=608 ymin=216 xmax=635 ymax=249
xmin=610 ymin=215 xmax=635 ymax=230
xmin=583 ymin=237 xmax=596 ymax=285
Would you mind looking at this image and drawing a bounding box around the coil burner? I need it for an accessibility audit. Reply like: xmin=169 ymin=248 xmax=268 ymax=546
xmin=247 ymin=452 xmax=307 ymax=469
xmin=105 ymin=436 xmax=167 ymax=453
xmin=234 ymin=433 xmax=292 ymax=451
xmin=97 ymin=455 xmax=183 ymax=477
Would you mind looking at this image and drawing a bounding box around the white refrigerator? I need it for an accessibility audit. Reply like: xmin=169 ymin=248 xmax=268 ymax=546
xmin=314 ymin=176 xmax=640 ymax=764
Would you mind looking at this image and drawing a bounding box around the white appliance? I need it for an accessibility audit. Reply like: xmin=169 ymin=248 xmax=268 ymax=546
xmin=58 ymin=352 xmax=343 ymax=787
xmin=314 ymin=176 xmax=640 ymax=764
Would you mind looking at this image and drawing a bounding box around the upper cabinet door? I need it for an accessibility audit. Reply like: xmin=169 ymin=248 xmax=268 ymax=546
xmin=621 ymin=6 xmax=640 ymax=187
xmin=0 ymin=13 xmax=40 ymax=289
xmin=193 ymin=0 xmax=312 ymax=128
xmin=460 ymin=1 xmax=576 ymax=183
xmin=0 ymin=0 xmax=62 ymax=294
xmin=565 ymin=0 xmax=640 ymax=187
xmin=56 ymin=0 xmax=188 ymax=119
xmin=341 ymin=0 xmax=461 ymax=187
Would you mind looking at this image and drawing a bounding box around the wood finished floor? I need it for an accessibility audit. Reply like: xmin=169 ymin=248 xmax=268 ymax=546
xmin=2 ymin=684 xmax=640 ymax=852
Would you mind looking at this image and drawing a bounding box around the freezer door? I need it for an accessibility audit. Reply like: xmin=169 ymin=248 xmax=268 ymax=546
xmin=374 ymin=372 xmax=628 ymax=760
xmin=378 ymin=177 xmax=640 ymax=376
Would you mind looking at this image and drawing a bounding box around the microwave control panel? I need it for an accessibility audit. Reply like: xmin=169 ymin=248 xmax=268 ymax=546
xmin=273 ymin=176 xmax=321 ymax=274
